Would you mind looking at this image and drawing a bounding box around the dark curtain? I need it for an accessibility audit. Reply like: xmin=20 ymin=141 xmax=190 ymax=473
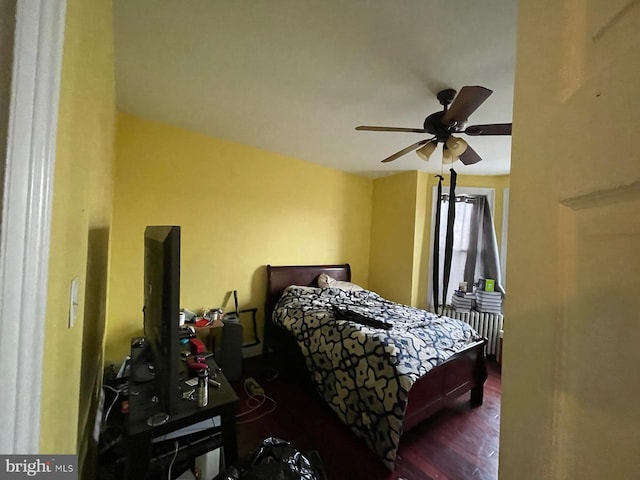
xmin=462 ymin=196 xmax=505 ymax=294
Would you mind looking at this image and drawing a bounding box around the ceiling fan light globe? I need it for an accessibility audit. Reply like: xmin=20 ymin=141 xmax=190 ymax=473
xmin=446 ymin=136 xmax=468 ymax=157
xmin=415 ymin=141 xmax=437 ymax=161
xmin=442 ymin=146 xmax=455 ymax=164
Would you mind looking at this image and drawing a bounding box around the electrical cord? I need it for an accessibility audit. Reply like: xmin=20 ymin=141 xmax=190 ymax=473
xmin=102 ymin=384 xmax=121 ymax=426
xmin=167 ymin=440 xmax=179 ymax=480
xmin=235 ymin=379 xmax=276 ymax=425
xmin=98 ymin=384 xmax=127 ymax=456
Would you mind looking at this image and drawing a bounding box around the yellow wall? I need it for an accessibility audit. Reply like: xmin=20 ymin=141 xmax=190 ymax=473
xmin=105 ymin=113 xmax=373 ymax=362
xmin=0 ymin=0 xmax=15 ymax=206
xmin=368 ymin=172 xmax=419 ymax=305
xmin=41 ymin=0 xmax=115 ymax=460
xmin=370 ymin=170 xmax=509 ymax=309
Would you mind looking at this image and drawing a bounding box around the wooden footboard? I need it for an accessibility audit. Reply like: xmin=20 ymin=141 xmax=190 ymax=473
xmin=403 ymin=338 xmax=487 ymax=432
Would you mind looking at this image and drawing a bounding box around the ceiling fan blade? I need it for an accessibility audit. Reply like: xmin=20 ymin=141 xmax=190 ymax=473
xmin=464 ymin=123 xmax=512 ymax=136
xmin=458 ymin=143 xmax=483 ymax=165
xmin=381 ymin=139 xmax=430 ymax=163
xmin=356 ymin=126 xmax=427 ymax=133
xmin=442 ymin=86 xmax=493 ymax=127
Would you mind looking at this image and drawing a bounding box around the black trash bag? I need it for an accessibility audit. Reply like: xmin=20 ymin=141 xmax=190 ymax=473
xmin=216 ymin=437 xmax=327 ymax=480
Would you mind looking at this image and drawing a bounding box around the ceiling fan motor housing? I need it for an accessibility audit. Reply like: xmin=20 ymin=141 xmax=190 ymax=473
xmin=424 ymin=88 xmax=461 ymax=141
xmin=423 ymin=111 xmax=450 ymax=142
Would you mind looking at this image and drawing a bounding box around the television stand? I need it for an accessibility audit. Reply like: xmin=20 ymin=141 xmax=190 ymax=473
xmin=124 ymin=340 xmax=239 ymax=479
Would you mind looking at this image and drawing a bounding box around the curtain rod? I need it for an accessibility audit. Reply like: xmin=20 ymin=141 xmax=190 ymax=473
xmin=440 ymin=194 xmax=479 ymax=203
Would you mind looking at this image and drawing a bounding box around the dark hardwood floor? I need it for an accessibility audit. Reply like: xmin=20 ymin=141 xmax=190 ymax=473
xmin=229 ymin=357 xmax=501 ymax=480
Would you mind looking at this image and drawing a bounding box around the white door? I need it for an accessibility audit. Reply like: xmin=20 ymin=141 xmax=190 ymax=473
xmin=500 ymin=1 xmax=640 ymax=478
xmin=0 ymin=1 xmax=66 ymax=453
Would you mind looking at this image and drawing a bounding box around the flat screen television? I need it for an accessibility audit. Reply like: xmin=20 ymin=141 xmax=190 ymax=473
xmin=143 ymin=225 xmax=182 ymax=416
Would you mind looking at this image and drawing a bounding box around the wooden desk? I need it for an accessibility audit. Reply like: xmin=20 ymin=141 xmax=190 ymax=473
xmin=125 ymin=356 xmax=238 ymax=479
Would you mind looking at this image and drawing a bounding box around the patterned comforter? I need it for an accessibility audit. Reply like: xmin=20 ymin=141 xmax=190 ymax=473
xmin=272 ymin=285 xmax=481 ymax=469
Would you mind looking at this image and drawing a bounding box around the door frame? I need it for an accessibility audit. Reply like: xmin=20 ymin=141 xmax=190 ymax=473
xmin=0 ymin=0 xmax=66 ymax=453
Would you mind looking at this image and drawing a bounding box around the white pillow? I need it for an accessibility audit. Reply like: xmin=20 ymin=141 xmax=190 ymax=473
xmin=317 ymin=273 xmax=364 ymax=291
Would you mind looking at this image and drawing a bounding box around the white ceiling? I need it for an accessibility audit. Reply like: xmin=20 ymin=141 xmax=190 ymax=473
xmin=113 ymin=1 xmax=518 ymax=178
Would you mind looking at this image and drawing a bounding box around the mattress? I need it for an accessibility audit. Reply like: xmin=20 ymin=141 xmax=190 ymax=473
xmin=273 ymin=285 xmax=480 ymax=468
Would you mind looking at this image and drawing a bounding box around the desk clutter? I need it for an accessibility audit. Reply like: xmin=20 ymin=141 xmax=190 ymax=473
xmin=180 ymin=291 xmax=261 ymax=382
xmin=97 ymin=335 xmax=239 ymax=479
xmin=180 ymin=307 xmax=223 ymax=328
xmin=97 ymin=285 xmax=259 ymax=477
xmin=181 ymin=290 xmax=260 ymax=346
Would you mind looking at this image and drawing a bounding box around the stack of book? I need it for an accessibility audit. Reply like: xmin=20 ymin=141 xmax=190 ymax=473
xmin=476 ymin=290 xmax=502 ymax=314
xmin=451 ymin=290 xmax=476 ymax=312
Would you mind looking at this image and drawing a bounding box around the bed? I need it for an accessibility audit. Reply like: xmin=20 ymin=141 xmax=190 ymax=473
xmin=264 ymin=264 xmax=487 ymax=469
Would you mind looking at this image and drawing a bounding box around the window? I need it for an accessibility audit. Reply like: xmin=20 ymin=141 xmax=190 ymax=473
xmin=428 ymin=187 xmax=503 ymax=308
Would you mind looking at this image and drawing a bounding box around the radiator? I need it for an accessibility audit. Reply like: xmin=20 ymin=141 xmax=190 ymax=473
xmin=441 ymin=307 xmax=504 ymax=357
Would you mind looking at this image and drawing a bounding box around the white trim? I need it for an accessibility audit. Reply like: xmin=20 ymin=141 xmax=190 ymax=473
xmin=426 ymin=186 xmax=495 ymax=308
xmin=0 ymin=0 xmax=66 ymax=453
xmin=500 ymin=188 xmax=509 ymax=288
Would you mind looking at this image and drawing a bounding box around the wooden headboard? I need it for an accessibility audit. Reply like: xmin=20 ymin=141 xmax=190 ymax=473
xmin=263 ymin=264 xmax=351 ymax=354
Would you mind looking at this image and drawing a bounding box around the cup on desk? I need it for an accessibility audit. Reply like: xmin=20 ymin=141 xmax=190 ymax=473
xmin=179 ymin=312 xmax=186 ymax=326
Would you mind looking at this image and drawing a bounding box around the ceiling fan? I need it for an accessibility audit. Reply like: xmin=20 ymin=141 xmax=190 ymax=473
xmin=356 ymin=86 xmax=512 ymax=165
